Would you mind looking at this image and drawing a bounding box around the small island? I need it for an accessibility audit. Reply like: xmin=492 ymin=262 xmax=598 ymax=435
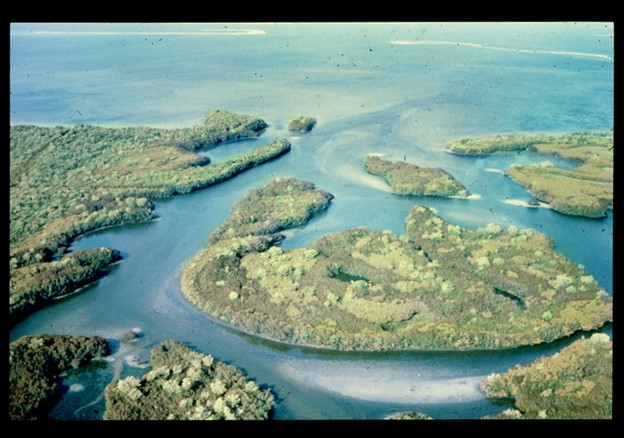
xmin=446 ymin=132 xmax=613 ymax=218
xmin=482 ymin=333 xmax=612 ymax=419
xmin=104 ymin=339 xmax=274 ymax=420
xmin=288 ymin=116 xmax=317 ymax=133
xmin=181 ymin=181 xmax=611 ymax=351
xmin=364 ymin=155 xmax=469 ymax=197
xmin=10 ymin=110 xmax=292 ymax=323
xmin=9 ymin=334 xmax=109 ymax=420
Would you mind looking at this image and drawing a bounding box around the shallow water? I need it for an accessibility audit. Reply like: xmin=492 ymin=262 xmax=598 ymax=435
xmin=10 ymin=22 xmax=613 ymax=420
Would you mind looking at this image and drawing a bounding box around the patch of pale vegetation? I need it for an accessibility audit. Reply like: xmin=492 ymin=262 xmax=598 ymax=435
xmin=104 ymin=339 xmax=274 ymax=420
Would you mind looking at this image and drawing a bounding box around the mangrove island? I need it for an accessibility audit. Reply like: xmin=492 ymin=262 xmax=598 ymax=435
xmin=181 ymin=180 xmax=611 ymax=351
xmin=446 ymin=132 xmax=613 ymax=218
xmin=364 ymin=154 xmax=469 ymax=197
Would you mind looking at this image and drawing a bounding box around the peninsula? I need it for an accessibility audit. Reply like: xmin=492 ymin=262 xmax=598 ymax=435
xmin=9 ymin=110 xmax=291 ymax=324
xmin=446 ymin=132 xmax=613 ymax=218
xmin=181 ymin=180 xmax=611 ymax=351
xmin=10 ymin=248 xmax=121 ymax=325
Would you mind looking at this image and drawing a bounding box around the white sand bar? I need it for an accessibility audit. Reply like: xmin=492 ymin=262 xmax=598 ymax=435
xmin=339 ymin=164 xmax=393 ymax=193
xmin=503 ymin=199 xmax=551 ymax=209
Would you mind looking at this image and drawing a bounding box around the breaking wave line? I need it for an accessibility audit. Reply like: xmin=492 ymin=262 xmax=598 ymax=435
xmin=390 ymin=40 xmax=613 ymax=61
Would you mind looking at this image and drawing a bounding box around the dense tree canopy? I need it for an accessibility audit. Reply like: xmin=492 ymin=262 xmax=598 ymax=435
xmin=9 ymin=334 xmax=109 ymax=420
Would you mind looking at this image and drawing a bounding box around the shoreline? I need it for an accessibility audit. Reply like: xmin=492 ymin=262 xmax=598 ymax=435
xmin=179 ymin=277 xmax=611 ymax=355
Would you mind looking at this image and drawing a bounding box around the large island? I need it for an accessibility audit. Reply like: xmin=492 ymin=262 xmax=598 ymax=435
xmin=181 ymin=179 xmax=611 ymax=351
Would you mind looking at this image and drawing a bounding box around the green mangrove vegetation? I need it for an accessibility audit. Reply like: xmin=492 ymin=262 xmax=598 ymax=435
xmin=446 ymin=132 xmax=613 ymax=218
xmin=10 ymin=110 xmax=291 ymax=320
xmin=207 ymin=177 xmax=334 ymax=244
xmin=181 ymin=181 xmax=611 ymax=351
xmin=482 ymin=333 xmax=612 ymax=419
xmin=9 ymin=247 xmax=121 ymax=326
xmin=9 ymin=334 xmax=109 ymax=420
xmin=364 ymin=155 xmax=469 ymax=197
xmin=103 ymin=339 xmax=274 ymax=420
xmin=181 ymin=177 xmax=335 ymax=329
xmin=387 ymin=411 xmax=433 ymax=420
xmin=288 ymin=116 xmax=317 ymax=133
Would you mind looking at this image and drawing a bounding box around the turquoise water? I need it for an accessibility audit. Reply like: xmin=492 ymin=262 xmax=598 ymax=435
xmin=10 ymin=22 xmax=613 ymax=420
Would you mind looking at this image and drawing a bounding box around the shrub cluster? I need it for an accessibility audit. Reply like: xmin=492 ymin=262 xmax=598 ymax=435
xmin=482 ymin=334 xmax=612 ymax=419
xmin=288 ymin=116 xmax=317 ymax=133
xmin=9 ymin=334 xmax=109 ymax=420
xmin=386 ymin=411 xmax=433 ymax=420
xmin=103 ymin=339 xmax=274 ymax=420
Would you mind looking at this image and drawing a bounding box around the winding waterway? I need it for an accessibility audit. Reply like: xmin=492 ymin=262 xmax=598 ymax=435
xmin=10 ymin=22 xmax=613 ymax=420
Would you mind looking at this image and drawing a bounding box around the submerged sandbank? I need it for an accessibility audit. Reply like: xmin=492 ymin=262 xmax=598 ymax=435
xmin=278 ymin=359 xmax=486 ymax=404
